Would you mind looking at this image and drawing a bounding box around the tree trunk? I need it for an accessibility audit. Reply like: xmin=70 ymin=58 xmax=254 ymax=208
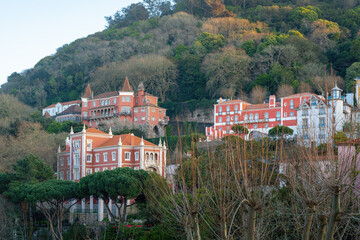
xmin=325 ymin=186 xmax=340 ymax=240
xmin=302 ymin=205 xmax=315 ymax=240
xmin=122 ymin=197 xmax=128 ymax=222
xmin=317 ymin=215 xmax=327 ymax=240
xmin=192 ymin=213 xmax=201 ymax=240
xmin=29 ymin=202 xmax=34 ymax=240
xmin=246 ymin=206 xmax=256 ymax=240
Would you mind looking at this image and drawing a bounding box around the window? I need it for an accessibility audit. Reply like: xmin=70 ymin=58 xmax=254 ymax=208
xmin=86 ymin=155 xmax=92 ymax=163
xmin=302 ymin=109 xmax=309 ymax=116
xmin=60 ymin=171 xmax=64 ymax=180
xmin=264 ymin=112 xmax=269 ymax=121
xmin=95 ymin=168 xmax=100 ymax=172
xmin=319 ymin=108 xmax=325 ymax=115
xmin=135 ymin=152 xmax=139 ymax=161
xmin=141 ymin=116 xmax=145 ymax=121
xmin=311 ymin=98 xmax=317 ymax=106
xmin=219 ymin=107 xmax=222 ymax=113
xmin=60 ymin=158 xmax=64 ymax=166
xmin=112 ymin=152 xmax=116 ymax=161
xmin=103 ymin=153 xmax=108 ymax=162
xmin=249 ymin=114 xmax=253 ymax=121
xmin=235 ymin=115 xmax=238 ymax=123
xmin=121 ymin=106 xmax=131 ymax=113
xmin=114 ymin=98 xmax=116 ymax=104
xmin=103 ymin=167 xmax=108 ymax=171
xmin=134 ymin=109 xmax=138 ymax=113
xmin=226 ymin=116 xmax=230 ymax=123
xmin=290 ymin=100 xmax=294 ymax=109
xmin=73 ymin=153 xmax=80 ymax=166
xmin=302 ymin=119 xmax=308 ymax=129
xmin=290 ymin=112 xmax=294 ymax=117
xmin=255 ymin=113 xmax=259 ymax=121
xmin=125 ymin=152 xmax=131 ymax=161
xmin=244 ymin=114 xmax=248 ymax=121
xmin=152 ymin=116 xmax=155 ymax=121
xmin=86 ymin=169 xmax=92 ymax=175
xmin=319 ymin=129 xmax=325 ymax=138
xmin=83 ymin=112 xmax=87 ymax=118
xmin=74 ymin=168 xmax=80 ymax=180
xmin=284 ymin=112 xmax=287 ymax=117
xmin=67 ymin=157 xmax=70 ymax=165
xmin=219 ymin=117 xmax=222 ymax=123
xmin=226 ymin=105 xmax=230 ymax=113
xmin=87 ymin=140 xmax=92 ymax=151
xmin=141 ymin=108 xmax=145 ymax=112
xmin=95 ymin=154 xmax=99 ymax=163
xmin=111 ymin=166 xmax=116 ymax=170
xmin=235 ymin=105 xmax=238 ymax=113
xmin=265 ymin=123 xmax=268 ymax=128
xmin=319 ymin=118 xmax=325 ymax=128
xmin=127 ymin=96 xmax=131 ymax=102
xmin=67 ymin=171 xmax=70 ymax=180
xmin=276 ymin=111 xmax=280 ymax=121
xmin=84 ymin=102 xmax=87 ymax=107
xmin=135 ymin=117 xmax=138 ymax=121
xmin=93 ymin=101 xmax=96 ymax=107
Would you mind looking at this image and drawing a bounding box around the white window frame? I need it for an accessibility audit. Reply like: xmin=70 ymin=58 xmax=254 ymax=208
xmin=125 ymin=152 xmax=131 ymax=161
xmin=111 ymin=166 xmax=116 ymax=170
xmin=60 ymin=158 xmax=64 ymax=166
xmin=103 ymin=153 xmax=108 ymax=162
xmin=86 ymin=154 xmax=92 ymax=163
xmin=112 ymin=152 xmax=116 ymax=161
xmin=67 ymin=171 xmax=70 ymax=180
xmin=135 ymin=152 xmax=139 ymax=161
xmin=103 ymin=167 xmax=108 ymax=171
xmin=95 ymin=168 xmax=100 ymax=172
xmin=86 ymin=169 xmax=92 ymax=175
xmin=95 ymin=154 xmax=99 ymax=163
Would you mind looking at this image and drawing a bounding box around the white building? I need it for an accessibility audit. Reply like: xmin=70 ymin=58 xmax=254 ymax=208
xmin=296 ymin=85 xmax=352 ymax=145
xmin=42 ymin=100 xmax=81 ymax=117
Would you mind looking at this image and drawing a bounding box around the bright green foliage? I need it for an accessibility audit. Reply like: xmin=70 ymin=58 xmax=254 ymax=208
xmin=242 ymin=40 xmax=257 ymax=56
xmin=291 ymin=6 xmax=319 ymax=23
xmin=268 ymin=125 xmax=294 ymax=138
xmin=196 ymin=32 xmax=226 ymax=52
xmin=288 ymin=30 xmax=304 ymax=38
xmin=333 ymin=131 xmax=348 ymax=145
xmin=46 ymin=120 xmax=85 ymax=134
xmin=257 ymin=33 xmax=290 ymax=52
xmin=231 ymin=125 xmax=249 ymax=134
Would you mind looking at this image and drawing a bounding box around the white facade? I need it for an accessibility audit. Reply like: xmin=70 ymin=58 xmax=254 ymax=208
xmin=296 ymin=86 xmax=351 ymax=145
xmin=42 ymin=101 xmax=81 ymax=117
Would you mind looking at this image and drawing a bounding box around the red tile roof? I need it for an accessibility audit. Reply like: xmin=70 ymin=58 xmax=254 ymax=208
xmin=83 ymin=84 xmax=92 ymax=98
xmin=97 ymin=134 xmax=156 ymax=148
xmin=86 ymin=128 xmax=107 ymax=134
xmin=57 ymin=105 xmax=81 ymax=116
xmin=93 ymin=91 xmax=119 ymax=99
xmin=245 ymin=102 xmax=281 ymax=110
xmin=121 ymin=77 xmax=133 ymax=92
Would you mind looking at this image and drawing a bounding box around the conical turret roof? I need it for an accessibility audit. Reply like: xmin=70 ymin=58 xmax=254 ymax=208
xmin=83 ymin=84 xmax=92 ymax=98
xmin=121 ymin=77 xmax=133 ymax=92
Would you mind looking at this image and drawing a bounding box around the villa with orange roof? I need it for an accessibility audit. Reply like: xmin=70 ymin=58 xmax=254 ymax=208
xmin=57 ymin=126 xmax=166 ymax=221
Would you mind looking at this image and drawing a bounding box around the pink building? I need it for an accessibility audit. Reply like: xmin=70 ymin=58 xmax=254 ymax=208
xmin=81 ymin=78 xmax=169 ymax=132
xmin=206 ymin=93 xmax=317 ymax=140
xmin=57 ymin=126 xmax=167 ymax=221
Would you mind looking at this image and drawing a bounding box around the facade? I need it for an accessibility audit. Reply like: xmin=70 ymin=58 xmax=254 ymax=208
xmin=81 ymin=78 xmax=169 ymax=134
xmin=55 ymin=105 xmax=82 ymax=122
xmin=206 ymin=85 xmax=354 ymax=143
xmin=206 ymin=93 xmax=314 ymax=140
xmin=42 ymin=100 xmax=81 ymax=117
xmin=297 ymin=86 xmax=352 ymax=145
xmin=57 ymin=127 xmax=166 ymax=221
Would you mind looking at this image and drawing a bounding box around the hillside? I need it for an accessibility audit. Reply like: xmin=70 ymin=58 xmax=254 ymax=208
xmin=1 ymin=0 xmax=360 ymax=113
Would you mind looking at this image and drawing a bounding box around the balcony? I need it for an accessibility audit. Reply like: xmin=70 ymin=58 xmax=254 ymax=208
xmin=120 ymin=111 xmax=132 ymax=116
xmin=226 ymin=111 xmax=230 ymax=115
xmin=83 ymin=113 xmax=120 ymax=120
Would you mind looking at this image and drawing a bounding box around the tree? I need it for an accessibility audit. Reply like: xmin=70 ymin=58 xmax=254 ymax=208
xmin=231 ymin=125 xmax=249 ymax=135
xmin=250 ymin=85 xmax=267 ymax=103
xmin=345 ymin=62 xmax=360 ymax=92
xmin=276 ymin=84 xmax=294 ymax=98
xmin=26 ymin=180 xmax=80 ymax=240
xmin=268 ymin=125 xmax=294 ymax=139
xmin=290 ymin=6 xmax=319 ymax=23
xmin=196 ymin=32 xmax=226 ymax=52
xmin=105 ymin=3 xmax=149 ymax=29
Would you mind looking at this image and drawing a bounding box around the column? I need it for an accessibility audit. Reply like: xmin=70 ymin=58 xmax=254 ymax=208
xmin=107 ymin=199 xmax=112 ymax=221
xmin=90 ymin=195 xmax=94 ymax=213
xmin=98 ymin=198 xmax=104 ymax=221
xmin=81 ymin=199 xmax=86 ymax=213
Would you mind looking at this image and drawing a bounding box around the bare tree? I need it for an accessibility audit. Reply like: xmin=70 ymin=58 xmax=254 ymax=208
xmin=250 ymin=85 xmax=267 ymax=104
xmin=276 ymin=84 xmax=294 ymax=98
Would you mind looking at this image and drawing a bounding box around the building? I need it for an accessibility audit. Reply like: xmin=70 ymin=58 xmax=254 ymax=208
xmin=55 ymin=105 xmax=82 ymax=122
xmin=81 ymin=78 xmax=169 ymax=136
xmin=42 ymin=100 xmax=81 ymax=117
xmin=297 ymin=85 xmax=352 ymax=145
xmin=206 ymin=85 xmax=354 ymax=143
xmin=57 ymin=126 xmax=166 ymax=221
xmin=206 ymin=92 xmax=314 ymax=140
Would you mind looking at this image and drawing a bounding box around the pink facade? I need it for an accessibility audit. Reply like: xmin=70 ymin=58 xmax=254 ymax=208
xmin=57 ymin=127 xmax=167 ymax=181
xmin=81 ymin=78 xmax=169 ymax=128
xmin=338 ymin=141 xmax=360 ymax=193
xmin=206 ymin=93 xmax=315 ymax=140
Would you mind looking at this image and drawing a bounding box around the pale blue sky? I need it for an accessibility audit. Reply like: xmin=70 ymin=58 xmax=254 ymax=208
xmin=0 ymin=0 xmax=138 ymax=86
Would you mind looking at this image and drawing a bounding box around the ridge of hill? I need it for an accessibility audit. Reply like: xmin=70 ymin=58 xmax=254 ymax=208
xmin=1 ymin=0 xmax=360 ymax=115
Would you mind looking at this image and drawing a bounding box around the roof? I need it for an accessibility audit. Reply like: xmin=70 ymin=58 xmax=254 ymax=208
xmin=43 ymin=111 xmax=52 ymax=118
xmin=245 ymin=102 xmax=281 ymax=110
xmin=134 ymin=102 xmax=166 ymax=109
xmin=331 ymin=85 xmax=342 ymax=91
xmin=56 ymin=105 xmax=81 ymax=116
xmin=86 ymin=128 xmax=107 ymax=134
xmin=93 ymin=91 xmax=119 ymax=99
xmin=217 ymin=99 xmax=245 ymax=105
xmin=121 ymin=77 xmax=133 ymax=92
xmin=97 ymin=134 xmax=156 ymax=148
xmin=337 ymin=139 xmax=360 ymax=145
xmin=43 ymin=100 xmax=81 ymax=109
xmin=281 ymin=92 xmax=314 ymax=98
xmin=83 ymin=84 xmax=92 ymax=98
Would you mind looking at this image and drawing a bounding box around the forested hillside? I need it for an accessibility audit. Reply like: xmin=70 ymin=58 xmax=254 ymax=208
xmin=2 ymin=0 xmax=360 ymax=110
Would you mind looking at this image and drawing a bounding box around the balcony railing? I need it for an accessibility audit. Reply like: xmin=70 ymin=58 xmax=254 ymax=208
xmin=120 ymin=112 xmax=132 ymax=116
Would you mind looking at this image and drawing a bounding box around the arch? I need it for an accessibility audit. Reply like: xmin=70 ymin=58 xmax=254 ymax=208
xmin=153 ymin=126 xmax=159 ymax=136
xmin=155 ymin=153 xmax=158 ymax=161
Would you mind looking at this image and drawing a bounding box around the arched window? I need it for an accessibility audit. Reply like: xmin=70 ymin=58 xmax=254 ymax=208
xmin=244 ymin=114 xmax=248 ymax=121
xmin=249 ymin=114 xmax=253 ymax=121
xmin=264 ymin=112 xmax=269 ymax=120
xmin=255 ymin=113 xmax=259 ymax=121
xmin=146 ymin=153 xmax=149 ymax=161
xmin=290 ymin=100 xmax=294 ymax=109
xmin=150 ymin=153 xmax=154 ymax=161
xmin=155 ymin=153 xmax=158 ymax=161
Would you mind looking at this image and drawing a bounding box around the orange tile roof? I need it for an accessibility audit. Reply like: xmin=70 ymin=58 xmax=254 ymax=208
xmin=281 ymin=92 xmax=313 ymax=98
xmin=217 ymin=99 xmax=247 ymax=105
xmin=83 ymin=84 xmax=92 ymax=98
xmin=93 ymin=91 xmax=119 ymax=99
xmin=121 ymin=77 xmax=133 ymax=92
xmin=44 ymin=100 xmax=81 ymax=109
xmin=244 ymin=102 xmax=281 ymax=110
xmin=86 ymin=128 xmax=107 ymax=134
xmin=97 ymin=134 xmax=156 ymax=148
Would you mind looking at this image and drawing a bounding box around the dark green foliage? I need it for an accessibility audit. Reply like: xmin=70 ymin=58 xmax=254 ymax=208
xmin=268 ymin=125 xmax=294 ymax=138
xmin=231 ymin=125 xmax=249 ymax=134
xmin=105 ymin=3 xmax=149 ymax=29
xmin=242 ymin=40 xmax=257 ymax=56
xmin=46 ymin=120 xmax=86 ymax=134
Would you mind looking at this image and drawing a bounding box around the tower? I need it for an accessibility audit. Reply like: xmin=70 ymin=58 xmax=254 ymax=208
xmin=329 ymin=84 xmax=344 ymax=132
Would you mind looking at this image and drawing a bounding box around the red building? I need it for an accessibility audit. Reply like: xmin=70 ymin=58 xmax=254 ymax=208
xmin=81 ymin=78 xmax=169 ymax=131
xmin=206 ymin=93 xmax=317 ymax=140
xmin=57 ymin=126 xmax=166 ymax=221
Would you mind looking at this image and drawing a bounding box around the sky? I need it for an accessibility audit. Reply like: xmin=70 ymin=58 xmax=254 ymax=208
xmin=0 ymin=0 xmax=138 ymax=86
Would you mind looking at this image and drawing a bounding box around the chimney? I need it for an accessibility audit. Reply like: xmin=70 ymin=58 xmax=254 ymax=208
xmin=269 ymin=95 xmax=276 ymax=108
xmin=219 ymin=97 xmax=223 ymax=104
